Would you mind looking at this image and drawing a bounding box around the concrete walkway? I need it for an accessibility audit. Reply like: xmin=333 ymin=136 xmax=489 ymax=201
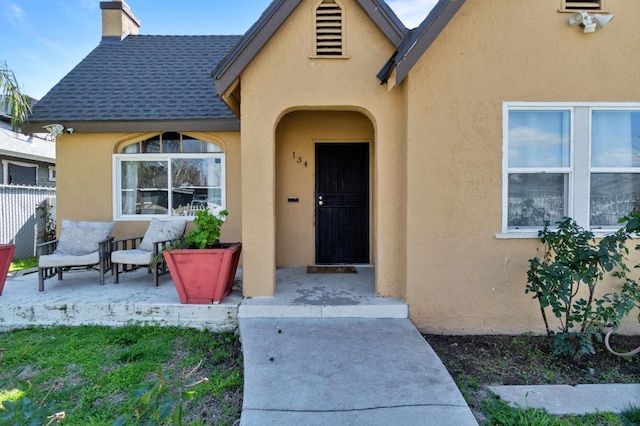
xmin=239 ymin=318 xmax=478 ymax=426
xmin=2 ymin=266 xmax=639 ymax=423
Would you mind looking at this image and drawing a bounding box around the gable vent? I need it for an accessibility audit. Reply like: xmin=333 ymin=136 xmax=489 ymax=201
xmin=315 ymin=0 xmax=343 ymax=56
xmin=562 ymin=0 xmax=603 ymax=10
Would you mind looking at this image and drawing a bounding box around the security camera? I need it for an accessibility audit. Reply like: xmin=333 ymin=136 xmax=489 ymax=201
xmin=66 ymin=128 xmax=74 ymax=134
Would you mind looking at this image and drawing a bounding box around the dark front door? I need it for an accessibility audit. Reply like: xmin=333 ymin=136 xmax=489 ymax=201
xmin=315 ymin=143 xmax=369 ymax=264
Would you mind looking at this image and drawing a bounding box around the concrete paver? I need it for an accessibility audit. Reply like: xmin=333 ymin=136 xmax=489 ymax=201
xmin=489 ymin=384 xmax=640 ymax=415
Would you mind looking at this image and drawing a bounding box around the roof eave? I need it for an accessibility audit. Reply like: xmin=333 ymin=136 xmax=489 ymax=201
xmin=382 ymin=0 xmax=467 ymax=87
xmin=0 ymin=149 xmax=55 ymax=164
xmin=356 ymin=0 xmax=407 ymax=46
xmin=23 ymin=118 xmax=240 ymax=134
xmin=213 ymin=0 xmax=302 ymax=97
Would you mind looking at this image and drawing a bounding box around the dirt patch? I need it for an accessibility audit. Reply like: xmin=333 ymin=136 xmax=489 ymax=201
xmin=425 ymin=334 xmax=640 ymax=422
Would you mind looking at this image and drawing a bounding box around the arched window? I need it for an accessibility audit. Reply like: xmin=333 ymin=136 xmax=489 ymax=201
xmin=113 ymin=133 xmax=225 ymax=219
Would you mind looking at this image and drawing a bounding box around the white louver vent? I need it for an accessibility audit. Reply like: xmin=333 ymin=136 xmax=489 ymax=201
xmin=315 ymin=0 xmax=343 ymax=56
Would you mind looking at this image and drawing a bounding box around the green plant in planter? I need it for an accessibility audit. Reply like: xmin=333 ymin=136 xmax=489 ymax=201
xmin=150 ymin=209 xmax=229 ymax=269
xmin=161 ymin=209 xmax=241 ymax=304
xmin=184 ymin=209 xmax=228 ymax=249
xmin=526 ymin=216 xmax=640 ymax=358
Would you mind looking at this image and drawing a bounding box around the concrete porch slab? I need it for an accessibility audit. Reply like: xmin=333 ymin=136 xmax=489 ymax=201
xmin=1 ymin=266 xmax=406 ymax=329
xmin=0 ymin=268 xmax=242 ymax=331
xmin=239 ymin=266 xmax=408 ymax=319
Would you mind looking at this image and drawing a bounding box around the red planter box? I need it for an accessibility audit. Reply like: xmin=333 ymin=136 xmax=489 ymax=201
xmin=163 ymin=243 xmax=242 ymax=304
xmin=0 ymin=244 xmax=16 ymax=296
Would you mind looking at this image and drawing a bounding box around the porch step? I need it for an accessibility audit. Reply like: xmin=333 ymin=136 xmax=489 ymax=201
xmin=239 ymin=267 xmax=407 ymax=319
xmin=239 ymin=297 xmax=408 ymax=319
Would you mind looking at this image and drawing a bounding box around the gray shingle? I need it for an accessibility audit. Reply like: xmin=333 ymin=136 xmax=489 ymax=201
xmin=29 ymin=35 xmax=242 ymax=123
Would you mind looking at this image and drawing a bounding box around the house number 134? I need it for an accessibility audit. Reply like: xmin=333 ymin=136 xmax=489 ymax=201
xmin=292 ymin=152 xmax=308 ymax=167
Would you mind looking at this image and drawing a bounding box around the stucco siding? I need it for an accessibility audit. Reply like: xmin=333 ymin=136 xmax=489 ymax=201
xmin=239 ymin=0 xmax=407 ymax=298
xmin=54 ymin=131 xmax=242 ymax=244
xmin=404 ymin=0 xmax=640 ymax=333
xmin=275 ymin=111 xmax=375 ymax=267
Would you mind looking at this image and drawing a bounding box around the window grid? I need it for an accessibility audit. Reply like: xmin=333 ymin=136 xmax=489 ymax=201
xmin=113 ymin=133 xmax=225 ymax=221
xmin=503 ymin=103 xmax=640 ymax=235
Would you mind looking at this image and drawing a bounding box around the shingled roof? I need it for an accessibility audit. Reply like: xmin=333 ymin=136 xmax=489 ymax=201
xmin=26 ymin=35 xmax=242 ymax=133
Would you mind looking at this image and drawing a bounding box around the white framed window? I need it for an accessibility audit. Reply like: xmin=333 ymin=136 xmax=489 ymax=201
xmin=112 ymin=133 xmax=226 ymax=221
xmin=2 ymin=159 xmax=38 ymax=186
xmin=502 ymin=103 xmax=640 ymax=235
xmin=48 ymin=166 xmax=56 ymax=181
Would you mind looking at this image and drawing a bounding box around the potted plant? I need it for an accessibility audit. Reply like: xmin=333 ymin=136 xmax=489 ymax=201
xmin=163 ymin=209 xmax=241 ymax=304
xmin=0 ymin=244 xmax=16 ymax=295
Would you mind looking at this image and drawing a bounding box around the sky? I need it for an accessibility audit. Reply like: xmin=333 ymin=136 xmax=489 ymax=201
xmin=0 ymin=0 xmax=438 ymax=100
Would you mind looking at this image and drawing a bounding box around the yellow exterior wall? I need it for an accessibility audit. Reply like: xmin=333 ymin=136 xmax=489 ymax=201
xmin=275 ymin=111 xmax=374 ymax=266
xmin=54 ymin=131 xmax=242 ymax=243
xmin=54 ymin=0 xmax=640 ymax=335
xmin=404 ymin=0 xmax=640 ymax=333
xmin=239 ymin=0 xmax=406 ymax=297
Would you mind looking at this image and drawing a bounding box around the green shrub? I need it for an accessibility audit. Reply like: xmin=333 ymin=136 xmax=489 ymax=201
xmin=526 ymin=216 xmax=640 ymax=358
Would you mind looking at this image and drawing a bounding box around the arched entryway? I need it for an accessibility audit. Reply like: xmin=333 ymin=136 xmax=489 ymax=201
xmin=275 ymin=110 xmax=376 ymax=274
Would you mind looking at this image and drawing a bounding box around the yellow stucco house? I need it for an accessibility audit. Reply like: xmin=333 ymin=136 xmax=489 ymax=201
xmin=26 ymin=0 xmax=640 ymax=334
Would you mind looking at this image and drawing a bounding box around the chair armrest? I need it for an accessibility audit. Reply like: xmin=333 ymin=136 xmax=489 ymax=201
xmin=37 ymin=239 xmax=58 ymax=256
xmin=99 ymin=237 xmax=115 ymax=254
xmin=152 ymin=238 xmax=178 ymax=256
xmin=111 ymin=236 xmax=144 ymax=251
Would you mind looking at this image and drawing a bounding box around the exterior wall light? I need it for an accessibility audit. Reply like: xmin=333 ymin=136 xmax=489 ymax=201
xmin=43 ymin=124 xmax=63 ymax=137
xmin=569 ymin=11 xmax=614 ymax=33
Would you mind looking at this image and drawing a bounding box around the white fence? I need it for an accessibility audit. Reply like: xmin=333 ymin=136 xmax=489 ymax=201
xmin=0 ymin=184 xmax=56 ymax=259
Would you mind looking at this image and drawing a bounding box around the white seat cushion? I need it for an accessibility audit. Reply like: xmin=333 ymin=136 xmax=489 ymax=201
xmin=39 ymin=251 xmax=100 ymax=268
xmin=111 ymin=249 xmax=154 ymax=265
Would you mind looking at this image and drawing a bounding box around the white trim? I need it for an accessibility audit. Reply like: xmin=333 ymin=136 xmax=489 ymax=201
xmin=504 ymin=102 xmax=640 ymax=108
xmin=502 ymin=105 xmax=572 ymax=233
xmin=502 ymin=102 xmax=640 ymax=236
xmin=112 ymin=153 xmax=226 ymax=221
xmin=495 ymin=229 xmax=616 ymax=239
xmin=48 ymin=166 xmax=56 ymax=181
xmin=2 ymin=159 xmax=38 ymax=185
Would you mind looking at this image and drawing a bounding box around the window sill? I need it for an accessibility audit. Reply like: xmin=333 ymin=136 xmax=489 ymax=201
xmin=495 ymin=229 xmax=620 ymax=239
xmin=114 ymin=215 xmax=194 ymax=222
xmin=495 ymin=232 xmax=540 ymax=239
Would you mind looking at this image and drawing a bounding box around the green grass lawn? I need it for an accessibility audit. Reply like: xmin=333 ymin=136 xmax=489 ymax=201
xmin=8 ymin=257 xmax=37 ymax=272
xmin=0 ymin=325 xmax=243 ymax=425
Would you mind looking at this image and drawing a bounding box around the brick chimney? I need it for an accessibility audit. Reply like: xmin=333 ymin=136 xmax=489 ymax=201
xmin=100 ymin=0 xmax=140 ymax=39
